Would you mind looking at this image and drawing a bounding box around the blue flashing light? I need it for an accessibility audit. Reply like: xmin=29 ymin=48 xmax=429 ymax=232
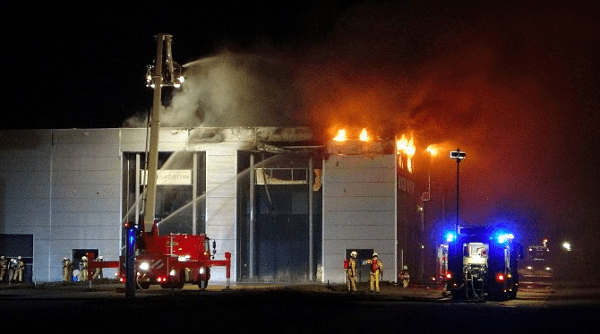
xmin=127 ymin=227 xmax=137 ymax=255
xmin=495 ymin=232 xmax=514 ymax=244
xmin=445 ymin=231 xmax=457 ymax=243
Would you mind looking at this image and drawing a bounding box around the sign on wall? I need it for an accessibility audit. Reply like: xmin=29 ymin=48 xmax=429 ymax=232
xmin=141 ymin=170 xmax=192 ymax=185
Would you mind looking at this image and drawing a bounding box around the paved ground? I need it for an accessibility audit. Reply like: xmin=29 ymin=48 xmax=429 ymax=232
xmin=0 ymin=280 xmax=448 ymax=299
xmin=1 ymin=280 xmax=599 ymax=333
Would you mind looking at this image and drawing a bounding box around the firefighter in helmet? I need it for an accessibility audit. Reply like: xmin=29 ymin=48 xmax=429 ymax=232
xmin=368 ymin=252 xmax=384 ymax=293
xmin=345 ymin=251 xmax=358 ymax=292
xmin=79 ymin=256 xmax=88 ymax=282
xmin=93 ymin=256 xmax=104 ymax=280
xmin=13 ymin=256 xmax=25 ymax=283
xmin=7 ymin=258 xmax=17 ymax=283
xmin=62 ymin=257 xmax=72 ymax=282
xmin=399 ymin=265 xmax=410 ymax=288
xmin=0 ymin=256 xmax=7 ymax=283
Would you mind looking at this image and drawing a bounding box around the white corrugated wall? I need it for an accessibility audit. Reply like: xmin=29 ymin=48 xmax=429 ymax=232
xmin=322 ymin=154 xmax=397 ymax=283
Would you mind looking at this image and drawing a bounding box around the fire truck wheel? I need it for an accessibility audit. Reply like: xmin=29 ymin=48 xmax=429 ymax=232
xmin=177 ymin=270 xmax=186 ymax=288
xmin=139 ymin=282 xmax=150 ymax=290
xmin=164 ymin=271 xmax=185 ymax=289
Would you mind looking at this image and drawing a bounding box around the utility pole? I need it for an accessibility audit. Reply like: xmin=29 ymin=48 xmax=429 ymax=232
xmin=449 ymin=149 xmax=466 ymax=234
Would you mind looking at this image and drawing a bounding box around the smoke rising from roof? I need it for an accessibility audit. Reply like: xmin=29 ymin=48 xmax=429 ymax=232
xmin=294 ymin=2 xmax=599 ymax=230
xmin=124 ymin=51 xmax=302 ymax=128
xmin=124 ymin=1 xmax=599 ymax=256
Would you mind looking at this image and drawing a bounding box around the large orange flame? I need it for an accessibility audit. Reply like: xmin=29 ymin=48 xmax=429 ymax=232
xmin=359 ymin=128 xmax=370 ymax=142
xmin=333 ymin=129 xmax=347 ymax=141
xmin=396 ymin=133 xmax=416 ymax=157
xmin=397 ymin=133 xmax=416 ymax=173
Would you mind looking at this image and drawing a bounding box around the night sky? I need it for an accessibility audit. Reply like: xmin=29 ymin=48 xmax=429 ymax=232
xmin=4 ymin=1 xmax=600 ymax=259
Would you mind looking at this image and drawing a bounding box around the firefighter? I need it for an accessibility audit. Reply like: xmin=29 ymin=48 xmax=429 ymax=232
xmin=0 ymin=256 xmax=7 ymax=283
xmin=13 ymin=256 xmax=25 ymax=283
xmin=368 ymin=252 xmax=383 ymax=293
xmin=399 ymin=265 xmax=410 ymax=288
xmin=62 ymin=257 xmax=72 ymax=282
xmin=79 ymin=256 xmax=88 ymax=282
xmin=93 ymin=256 xmax=104 ymax=280
xmin=7 ymin=258 xmax=17 ymax=283
xmin=345 ymin=251 xmax=358 ymax=292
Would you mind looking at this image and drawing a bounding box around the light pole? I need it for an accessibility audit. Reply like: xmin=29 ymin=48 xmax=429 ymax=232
xmin=449 ymin=149 xmax=466 ymax=234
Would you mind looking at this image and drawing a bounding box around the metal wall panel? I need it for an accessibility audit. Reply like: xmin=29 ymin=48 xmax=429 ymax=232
xmin=1 ymin=130 xmax=50 ymax=282
xmin=0 ymin=130 xmax=52 ymax=241
xmin=324 ymin=169 xmax=395 ymax=183
xmin=323 ymin=182 xmax=395 ymax=198
xmin=322 ymin=154 xmax=396 ymax=283
xmin=120 ymin=128 xmax=189 ymax=152
xmin=324 ymin=196 xmax=396 ymax=211
xmin=0 ymin=129 xmax=123 ymax=282
xmin=52 ymin=157 xmax=121 ymax=171
xmin=45 ymin=129 xmax=121 ymax=281
xmin=321 ymin=210 xmax=393 ymax=225
xmin=52 ymin=129 xmax=120 ymax=144
xmin=323 ymin=225 xmax=395 ymax=240
xmin=205 ymin=147 xmax=237 ymax=281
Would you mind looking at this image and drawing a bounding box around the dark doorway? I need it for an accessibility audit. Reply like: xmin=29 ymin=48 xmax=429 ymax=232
xmin=0 ymin=234 xmax=33 ymax=283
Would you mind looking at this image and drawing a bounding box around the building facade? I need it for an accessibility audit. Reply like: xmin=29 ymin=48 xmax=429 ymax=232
xmin=1 ymin=127 xmax=423 ymax=284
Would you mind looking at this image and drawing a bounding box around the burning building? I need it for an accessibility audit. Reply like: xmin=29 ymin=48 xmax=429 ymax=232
xmin=0 ymin=126 xmax=427 ymax=284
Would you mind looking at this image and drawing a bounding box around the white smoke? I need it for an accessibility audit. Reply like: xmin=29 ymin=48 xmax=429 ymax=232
xmin=124 ymin=50 xmax=299 ymax=128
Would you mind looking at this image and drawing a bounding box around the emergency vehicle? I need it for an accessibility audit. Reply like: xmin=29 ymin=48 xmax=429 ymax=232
xmin=444 ymin=226 xmax=523 ymax=300
xmin=87 ymin=34 xmax=231 ymax=291
xmin=116 ymin=223 xmax=231 ymax=289
xmin=518 ymin=239 xmax=553 ymax=287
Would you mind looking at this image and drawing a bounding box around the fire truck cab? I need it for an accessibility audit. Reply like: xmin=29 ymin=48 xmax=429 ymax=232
xmin=118 ymin=222 xmax=231 ymax=290
xmin=445 ymin=227 xmax=523 ymax=300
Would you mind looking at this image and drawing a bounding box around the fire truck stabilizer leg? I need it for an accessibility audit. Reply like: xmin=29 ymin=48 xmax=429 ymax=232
xmin=226 ymin=252 xmax=231 ymax=289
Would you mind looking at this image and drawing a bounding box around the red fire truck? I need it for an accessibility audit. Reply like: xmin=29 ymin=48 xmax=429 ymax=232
xmin=86 ymin=223 xmax=231 ymax=290
xmin=118 ymin=223 xmax=231 ymax=289
xmin=87 ymin=34 xmax=231 ymax=291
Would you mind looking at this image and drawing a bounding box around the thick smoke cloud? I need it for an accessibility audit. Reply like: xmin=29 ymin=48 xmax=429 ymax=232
xmin=125 ymin=1 xmax=599 ymax=255
xmin=125 ymin=51 xmax=302 ymax=128
xmin=294 ymin=2 xmax=599 ymax=244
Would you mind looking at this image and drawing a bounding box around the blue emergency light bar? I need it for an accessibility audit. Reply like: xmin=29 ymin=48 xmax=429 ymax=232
xmin=445 ymin=231 xmax=457 ymax=243
xmin=494 ymin=232 xmax=514 ymax=244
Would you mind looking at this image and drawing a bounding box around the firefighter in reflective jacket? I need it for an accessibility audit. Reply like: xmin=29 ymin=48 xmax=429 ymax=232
xmin=367 ymin=253 xmax=383 ymax=292
xmin=344 ymin=251 xmax=358 ymax=292
xmin=399 ymin=265 xmax=410 ymax=288
xmin=62 ymin=257 xmax=72 ymax=282
xmin=93 ymin=256 xmax=104 ymax=280
xmin=0 ymin=256 xmax=7 ymax=283
xmin=79 ymin=256 xmax=88 ymax=282
xmin=13 ymin=256 xmax=25 ymax=283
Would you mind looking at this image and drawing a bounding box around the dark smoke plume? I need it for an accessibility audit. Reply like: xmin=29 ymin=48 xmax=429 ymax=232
xmin=292 ymin=1 xmax=599 ymax=249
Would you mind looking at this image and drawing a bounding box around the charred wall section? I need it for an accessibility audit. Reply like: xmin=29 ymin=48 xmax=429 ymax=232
xmin=237 ymin=151 xmax=322 ymax=282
